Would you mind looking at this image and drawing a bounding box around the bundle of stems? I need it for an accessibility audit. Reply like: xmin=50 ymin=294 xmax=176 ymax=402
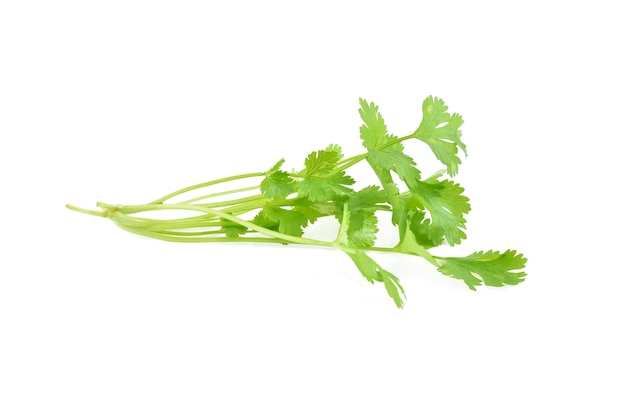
xmin=68 ymin=97 xmax=527 ymax=308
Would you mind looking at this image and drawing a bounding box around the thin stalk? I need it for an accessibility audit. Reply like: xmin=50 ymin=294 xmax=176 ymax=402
xmin=335 ymin=153 xmax=367 ymax=172
xmin=102 ymin=210 xmax=213 ymax=229
xmin=70 ymin=202 xmax=437 ymax=265
xmin=209 ymin=198 xmax=271 ymax=216
xmin=149 ymin=172 xmax=265 ymax=204
xmin=143 ymin=222 xmax=224 ymax=231
xmin=115 ymin=194 xmax=266 ymax=214
xmin=179 ymin=185 xmax=260 ymax=204
xmin=338 ymin=153 xmax=366 ymax=165
xmin=106 ymin=203 xmax=334 ymax=248
xmin=66 ymin=204 xmax=108 ymax=217
xmin=124 ymin=213 xmax=216 ymax=223
xmin=115 ymin=220 xmax=435 ymax=263
xmin=114 ymin=222 xmax=288 ymax=244
xmin=378 ymin=134 xmax=413 ymax=150
xmin=147 ymin=229 xmax=231 ymax=236
xmin=195 ymin=194 xmax=266 ymax=209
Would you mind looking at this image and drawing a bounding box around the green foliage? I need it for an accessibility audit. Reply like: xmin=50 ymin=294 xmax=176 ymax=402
xmin=220 ymin=220 xmax=248 ymax=237
xmin=413 ymin=96 xmax=466 ymax=176
xmin=346 ymin=250 xmax=406 ymax=309
xmin=68 ymin=95 xmax=526 ymax=309
xmin=260 ymin=170 xmax=295 ymax=198
xmin=407 ymin=179 xmax=471 ymax=246
xmin=367 ymin=148 xmax=421 ymax=189
xmin=296 ymin=172 xmax=355 ymax=202
xmin=358 ymin=99 xmax=388 ymax=149
xmin=257 ymin=205 xmax=309 ymax=237
xmin=337 ymin=186 xmax=389 ymax=248
xmin=438 ymin=250 xmax=527 ymax=290
xmin=303 ymin=144 xmax=344 ymax=176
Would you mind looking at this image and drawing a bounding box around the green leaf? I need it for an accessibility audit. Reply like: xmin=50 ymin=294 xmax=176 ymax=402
xmin=337 ymin=206 xmax=404 ymax=308
xmin=347 ymin=211 xmax=379 ymax=247
xmin=344 ymin=186 xmax=389 ymax=247
xmin=408 ymin=179 xmax=471 ymax=246
xmin=260 ymin=170 xmax=295 ymax=198
xmin=334 ymin=187 xmax=388 ymax=248
xmin=414 ymin=96 xmax=466 ymax=176
xmin=345 ymin=250 xmax=406 ymax=308
xmin=257 ymin=206 xmax=308 ymax=237
xmin=220 ymin=220 xmax=248 ymax=238
xmin=395 ymin=223 xmax=439 ymax=266
xmin=303 ymin=145 xmax=343 ymax=176
xmin=324 ymin=143 xmax=344 ymax=159
xmin=438 ymin=250 xmax=527 ymax=290
xmin=358 ymin=98 xmax=388 ymax=149
xmin=346 ymin=185 xmax=388 ymax=210
xmin=383 ymin=274 xmax=406 ymax=309
xmin=367 ymin=148 xmax=421 ymax=189
xmin=297 ymin=172 xmax=355 ymax=202
xmin=251 ymin=210 xmax=279 ymax=231
xmin=267 ymin=158 xmax=286 ymax=172
xmin=408 ymin=210 xmax=444 ymax=249
xmin=291 ymin=199 xmax=339 ymax=224
xmin=367 ymin=166 xmax=405 ymax=226
xmin=358 ymin=100 xmax=423 ymax=233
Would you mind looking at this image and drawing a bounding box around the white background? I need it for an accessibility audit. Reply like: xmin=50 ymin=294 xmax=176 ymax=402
xmin=1 ymin=1 xmax=625 ymax=417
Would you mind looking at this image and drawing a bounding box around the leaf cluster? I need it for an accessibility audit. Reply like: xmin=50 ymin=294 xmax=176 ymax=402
xmin=68 ymin=96 xmax=527 ymax=308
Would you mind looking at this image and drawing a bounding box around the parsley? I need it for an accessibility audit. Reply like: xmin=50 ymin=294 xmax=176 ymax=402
xmin=67 ymin=96 xmax=526 ymax=308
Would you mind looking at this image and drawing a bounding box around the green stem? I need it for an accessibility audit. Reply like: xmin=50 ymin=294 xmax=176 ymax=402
xmin=143 ymin=221 xmax=225 ymax=231
xmin=113 ymin=220 xmax=432 ymax=258
xmin=66 ymin=204 xmax=107 ymax=218
xmin=107 ymin=203 xmax=334 ymax=248
xmin=338 ymin=153 xmax=366 ymax=165
xmin=149 ymin=172 xmax=265 ymax=204
xmin=70 ymin=202 xmax=438 ymax=266
xmin=143 ymin=229 xmax=234 ymax=237
xmin=117 ymin=194 xmax=267 ymax=214
xmin=179 ymin=185 xmax=260 ymax=204
xmin=335 ymin=153 xmax=367 ymax=173
xmin=195 ymin=194 xmax=266 ymax=209
xmin=378 ymin=134 xmax=413 ymax=150
xmin=114 ymin=222 xmax=289 ymax=244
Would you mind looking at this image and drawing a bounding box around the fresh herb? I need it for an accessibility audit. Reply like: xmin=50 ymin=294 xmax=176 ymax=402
xmin=67 ymin=96 xmax=526 ymax=308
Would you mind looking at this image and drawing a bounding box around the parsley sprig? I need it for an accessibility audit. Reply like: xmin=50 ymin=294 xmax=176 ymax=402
xmin=67 ymin=96 xmax=527 ymax=308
